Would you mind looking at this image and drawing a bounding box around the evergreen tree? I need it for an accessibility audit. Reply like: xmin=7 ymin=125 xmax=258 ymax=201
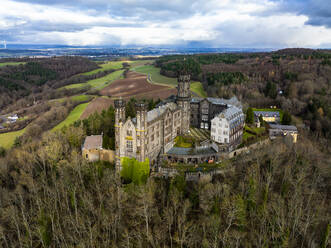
xmin=246 ymin=107 xmax=254 ymax=124
xmin=282 ymin=111 xmax=292 ymax=125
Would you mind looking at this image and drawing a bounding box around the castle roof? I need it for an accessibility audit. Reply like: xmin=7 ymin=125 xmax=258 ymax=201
xmin=143 ymin=102 xmax=179 ymax=123
xmin=214 ymin=105 xmax=244 ymax=129
xmin=191 ymin=96 xmax=242 ymax=108
xmin=82 ymin=135 xmax=103 ymax=150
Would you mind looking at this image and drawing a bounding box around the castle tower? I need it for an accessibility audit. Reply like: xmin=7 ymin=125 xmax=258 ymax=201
xmin=177 ymin=73 xmax=191 ymax=134
xmin=114 ymin=98 xmax=126 ymax=171
xmin=135 ymin=102 xmax=147 ymax=162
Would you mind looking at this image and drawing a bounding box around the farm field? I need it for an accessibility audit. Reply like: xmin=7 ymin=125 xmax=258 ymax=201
xmin=81 ymin=61 xmax=128 ymax=75
xmin=133 ymin=65 xmax=178 ymax=86
xmin=52 ymin=102 xmax=90 ymax=131
xmin=133 ymin=65 xmax=207 ymax=97
xmin=81 ymin=97 xmax=113 ymax=119
xmin=100 ymin=71 xmax=176 ymax=100
xmin=49 ymin=95 xmax=93 ymax=103
xmin=0 ymin=62 xmax=26 ymax=67
xmin=62 ymin=70 xmax=124 ymax=90
xmin=0 ymin=128 xmax=26 ymax=149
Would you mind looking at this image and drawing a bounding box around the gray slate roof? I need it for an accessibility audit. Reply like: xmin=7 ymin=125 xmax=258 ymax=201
xmin=254 ymin=111 xmax=280 ymax=117
xmin=83 ymin=135 xmax=103 ymax=150
xmin=191 ymin=96 xmax=242 ymax=108
xmin=167 ymin=146 xmax=218 ymax=156
xmin=147 ymin=102 xmax=178 ymax=123
xmin=269 ymin=124 xmax=297 ymax=131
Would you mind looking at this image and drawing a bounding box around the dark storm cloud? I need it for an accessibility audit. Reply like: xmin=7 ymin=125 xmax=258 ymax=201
xmin=273 ymin=0 xmax=331 ymax=28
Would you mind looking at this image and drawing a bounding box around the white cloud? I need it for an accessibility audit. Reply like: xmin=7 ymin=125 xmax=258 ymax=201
xmin=0 ymin=0 xmax=330 ymax=47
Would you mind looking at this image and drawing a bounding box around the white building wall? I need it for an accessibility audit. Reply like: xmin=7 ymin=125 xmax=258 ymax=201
xmin=211 ymin=116 xmax=230 ymax=144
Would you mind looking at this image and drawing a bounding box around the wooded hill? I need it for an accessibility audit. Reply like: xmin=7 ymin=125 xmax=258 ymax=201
xmin=156 ymin=49 xmax=331 ymax=140
xmin=0 ymin=57 xmax=98 ymax=111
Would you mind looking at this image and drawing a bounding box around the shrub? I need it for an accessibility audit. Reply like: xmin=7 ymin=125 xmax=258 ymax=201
xmin=121 ymin=157 xmax=150 ymax=185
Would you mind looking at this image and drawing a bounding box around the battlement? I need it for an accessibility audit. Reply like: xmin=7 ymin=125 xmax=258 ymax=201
xmin=178 ymin=74 xmax=191 ymax=82
xmin=135 ymin=102 xmax=147 ymax=111
xmin=114 ymin=98 xmax=126 ymax=108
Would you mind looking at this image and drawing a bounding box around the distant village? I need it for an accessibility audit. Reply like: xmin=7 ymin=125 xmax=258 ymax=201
xmin=82 ymin=73 xmax=299 ymax=178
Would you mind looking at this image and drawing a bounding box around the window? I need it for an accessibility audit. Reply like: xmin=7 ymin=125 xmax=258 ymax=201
xmin=202 ymin=114 xmax=208 ymax=121
xmin=201 ymin=123 xmax=204 ymax=129
xmin=224 ymin=138 xmax=228 ymax=143
xmin=211 ymin=128 xmax=216 ymax=133
xmin=127 ymin=141 xmax=133 ymax=152
xmin=212 ymin=122 xmax=216 ymax=126
xmin=151 ymin=134 xmax=154 ymax=142
xmin=86 ymin=154 xmax=88 ymax=159
xmin=204 ymin=123 xmax=209 ymax=129
xmin=127 ymin=130 xmax=132 ymax=136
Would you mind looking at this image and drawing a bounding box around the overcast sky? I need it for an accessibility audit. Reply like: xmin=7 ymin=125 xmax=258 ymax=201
xmin=1 ymin=0 xmax=331 ymax=48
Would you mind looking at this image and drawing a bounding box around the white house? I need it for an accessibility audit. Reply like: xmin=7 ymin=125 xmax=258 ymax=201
xmin=211 ymin=105 xmax=245 ymax=151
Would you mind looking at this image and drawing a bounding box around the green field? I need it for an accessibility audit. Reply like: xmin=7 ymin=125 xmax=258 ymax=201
xmin=52 ymin=103 xmax=89 ymax=131
xmin=133 ymin=65 xmax=178 ymax=86
xmin=191 ymin=82 xmax=207 ymax=97
xmin=50 ymin=95 xmax=93 ymax=103
xmin=0 ymin=128 xmax=26 ymax=149
xmin=0 ymin=62 xmax=26 ymax=67
xmin=62 ymin=70 xmax=124 ymax=90
xmin=81 ymin=61 xmax=129 ymax=75
xmin=133 ymin=65 xmax=207 ymax=97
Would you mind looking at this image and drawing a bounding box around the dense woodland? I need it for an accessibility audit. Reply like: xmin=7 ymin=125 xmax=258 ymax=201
xmin=0 ymin=125 xmax=330 ymax=247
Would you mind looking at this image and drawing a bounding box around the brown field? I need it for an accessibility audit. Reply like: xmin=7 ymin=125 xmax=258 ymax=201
xmin=100 ymin=71 xmax=176 ymax=99
xmin=82 ymin=72 xmax=176 ymax=119
xmin=81 ymin=97 xmax=113 ymax=119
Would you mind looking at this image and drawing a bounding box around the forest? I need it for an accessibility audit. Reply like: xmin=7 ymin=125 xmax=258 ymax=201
xmin=0 ymin=122 xmax=330 ymax=247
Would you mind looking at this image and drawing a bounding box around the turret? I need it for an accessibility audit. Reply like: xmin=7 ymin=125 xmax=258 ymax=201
xmin=135 ymin=102 xmax=147 ymax=162
xmin=114 ymin=98 xmax=126 ymax=171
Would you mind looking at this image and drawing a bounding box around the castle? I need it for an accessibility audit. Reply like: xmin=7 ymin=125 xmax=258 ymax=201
xmin=114 ymin=74 xmax=191 ymax=169
xmin=114 ymin=73 xmax=244 ymax=169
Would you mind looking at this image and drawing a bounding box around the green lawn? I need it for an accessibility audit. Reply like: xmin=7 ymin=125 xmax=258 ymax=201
xmin=52 ymin=103 xmax=89 ymax=131
xmin=0 ymin=62 xmax=26 ymax=67
xmin=0 ymin=128 xmax=26 ymax=149
xmin=62 ymin=70 xmax=124 ymax=90
xmin=174 ymin=136 xmax=194 ymax=148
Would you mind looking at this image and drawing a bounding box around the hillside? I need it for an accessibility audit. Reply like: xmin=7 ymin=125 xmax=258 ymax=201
xmin=156 ymin=49 xmax=331 ymax=139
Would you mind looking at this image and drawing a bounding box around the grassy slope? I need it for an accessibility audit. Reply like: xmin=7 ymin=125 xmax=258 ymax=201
xmin=133 ymin=65 xmax=207 ymax=97
xmin=49 ymin=95 xmax=93 ymax=103
xmin=52 ymin=103 xmax=89 ymax=131
xmin=81 ymin=61 xmax=128 ymax=75
xmin=0 ymin=128 xmax=26 ymax=149
xmin=0 ymin=62 xmax=26 ymax=67
xmin=62 ymin=70 xmax=124 ymax=90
